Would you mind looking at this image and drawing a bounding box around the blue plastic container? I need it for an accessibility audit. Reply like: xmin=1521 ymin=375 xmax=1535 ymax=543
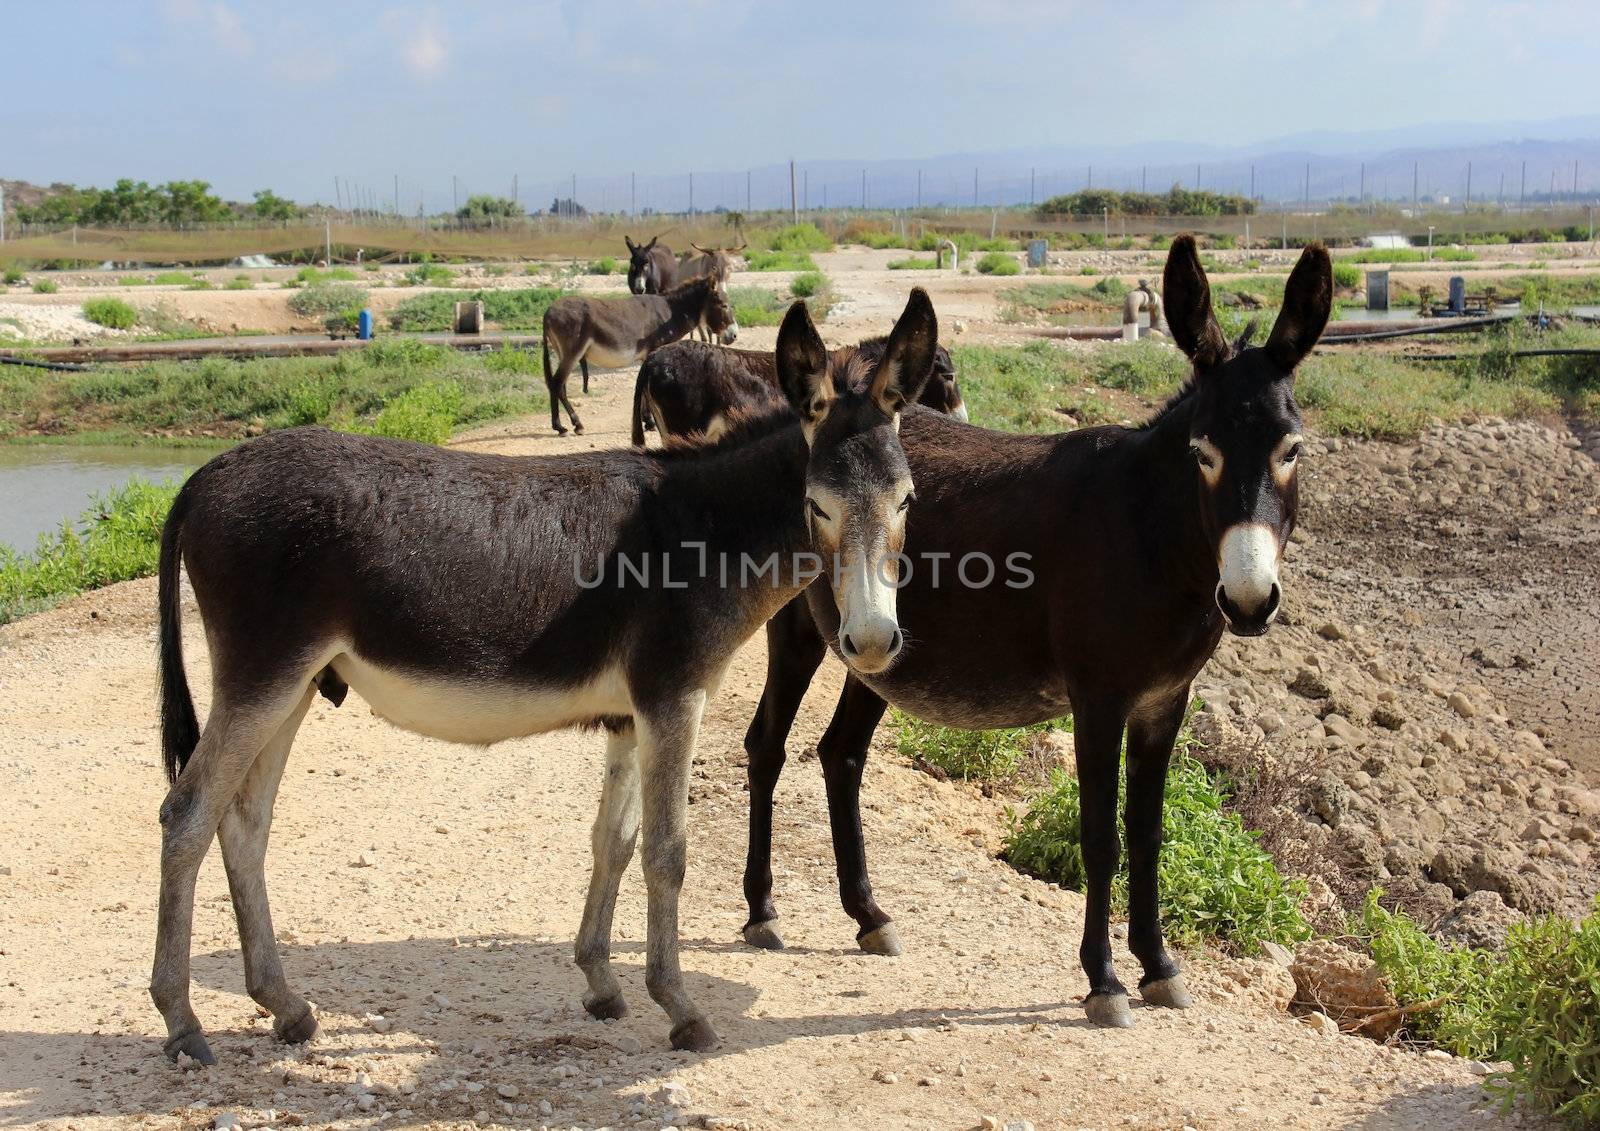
xmin=358 ymin=309 xmax=374 ymax=340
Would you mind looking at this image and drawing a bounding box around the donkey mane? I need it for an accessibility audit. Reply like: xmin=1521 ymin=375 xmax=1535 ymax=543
xmin=1137 ymin=321 xmax=1260 ymax=434
xmin=653 ymin=406 xmax=798 ymax=456
xmin=659 ymin=273 xmax=722 ymax=300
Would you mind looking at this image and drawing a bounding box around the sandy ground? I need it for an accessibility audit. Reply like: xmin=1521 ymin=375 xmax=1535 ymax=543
xmin=0 ymin=365 xmax=1560 ymax=1131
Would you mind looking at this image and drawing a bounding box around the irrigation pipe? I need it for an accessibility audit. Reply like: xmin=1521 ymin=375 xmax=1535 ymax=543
xmin=0 ymin=354 xmax=89 ymax=372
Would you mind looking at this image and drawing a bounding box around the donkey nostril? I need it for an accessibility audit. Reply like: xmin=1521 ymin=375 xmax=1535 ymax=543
xmin=1264 ymin=583 xmax=1282 ymax=619
xmin=841 ymin=634 xmax=858 ymax=656
xmin=888 ymin=629 xmax=903 ymax=654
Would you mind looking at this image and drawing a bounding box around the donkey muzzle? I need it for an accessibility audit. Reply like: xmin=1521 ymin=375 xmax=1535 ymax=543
xmin=1216 ymin=523 xmax=1282 ymax=636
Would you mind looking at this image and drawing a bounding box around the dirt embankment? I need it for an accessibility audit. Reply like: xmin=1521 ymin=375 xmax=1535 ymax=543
xmin=5 ymin=364 xmax=1585 ymax=1128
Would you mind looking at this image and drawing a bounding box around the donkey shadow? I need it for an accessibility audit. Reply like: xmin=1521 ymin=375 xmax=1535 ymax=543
xmin=0 ymin=932 xmax=1076 ymax=1128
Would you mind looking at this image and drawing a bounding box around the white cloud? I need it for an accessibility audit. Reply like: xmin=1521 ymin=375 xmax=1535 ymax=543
xmin=388 ymin=7 xmax=449 ymax=78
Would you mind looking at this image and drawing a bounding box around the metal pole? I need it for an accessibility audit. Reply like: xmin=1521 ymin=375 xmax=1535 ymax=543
xmin=1304 ymin=163 xmax=1310 ymax=206
xmin=747 ymin=170 xmax=752 ymax=213
xmin=1465 ymin=161 xmax=1471 ymax=209
xmin=1520 ymin=160 xmax=1527 ymax=209
xmin=1413 ymin=162 xmax=1418 ymax=204
xmin=789 ymin=160 xmax=797 ymax=224
xmin=333 ymin=176 xmax=341 ymax=210
xmin=1249 ymin=164 xmax=1255 ymax=200
xmin=862 ymin=168 xmax=867 ymax=209
xmin=688 ymin=172 xmax=693 ymax=216
xmin=394 ymin=174 xmax=399 ymax=216
xmin=1427 ymin=225 xmax=1434 ymax=261
xmin=804 ymin=170 xmax=809 ymax=211
xmin=1030 ymin=166 xmax=1035 ymax=205
xmin=0 ymin=183 xmax=5 ymax=243
xmin=452 ymin=175 xmax=458 ymax=211
xmin=917 ymin=169 xmax=922 ymax=209
xmin=973 ymin=167 xmax=978 ymax=207
xmin=1359 ymin=162 xmax=1365 ymax=202
xmin=325 ymin=220 xmax=332 ymax=266
xmin=1143 ymin=165 xmax=1148 ymax=194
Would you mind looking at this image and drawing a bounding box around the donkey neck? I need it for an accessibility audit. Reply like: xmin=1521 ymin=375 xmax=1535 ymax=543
xmin=1122 ymin=390 xmax=1217 ymax=601
xmin=647 ymin=281 xmax=714 ymax=349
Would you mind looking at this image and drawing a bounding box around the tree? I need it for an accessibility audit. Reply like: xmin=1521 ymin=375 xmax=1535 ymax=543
xmin=457 ymin=194 xmax=523 ymax=220
xmin=252 ymin=189 xmax=302 ymax=221
xmin=547 ymin=196 xmax=587 ymax=218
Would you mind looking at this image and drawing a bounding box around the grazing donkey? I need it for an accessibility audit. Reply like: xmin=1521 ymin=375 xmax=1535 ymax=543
xmin=626 ymin=234 xmax=676 ymax=295
xmin=150 ymin=290 xmax=941 ymax=1064
xmin=541 ymin=273 xmax=738 ymax=436
xmin=631 ymin=337 xmax=966 ymax=446
xmin=741 ymin=237 xmax=1331 ymax=1027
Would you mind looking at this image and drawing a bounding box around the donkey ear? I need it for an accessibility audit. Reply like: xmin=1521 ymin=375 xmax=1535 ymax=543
xmin=869 ymin=287 xmax=939 ymax=414
xmin=625 ymin=235 xmax=638 ymax=252
xmin=1162 ymin=234 xmax=1228 ymax=370
xmin=1265 ymin=242 xmax=1333 ymax=372
xmin=776 ymin=300 xmax=833 ymax=429
xmin=645 ymin=235 xmax=658 ymax=251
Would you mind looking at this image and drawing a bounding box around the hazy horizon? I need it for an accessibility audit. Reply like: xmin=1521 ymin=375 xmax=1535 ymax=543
xmin=4 ymin=0 xmax=1598 ymax=212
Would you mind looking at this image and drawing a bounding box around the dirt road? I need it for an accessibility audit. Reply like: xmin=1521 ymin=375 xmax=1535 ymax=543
xmin=0 ymin=362 xmax=1545 ymax=1130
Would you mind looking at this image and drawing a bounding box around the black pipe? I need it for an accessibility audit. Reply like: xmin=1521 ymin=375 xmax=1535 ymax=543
xmin=0 ymin=354 xmax=90 ymax=372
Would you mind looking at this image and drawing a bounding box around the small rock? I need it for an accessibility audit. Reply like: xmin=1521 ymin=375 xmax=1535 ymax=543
xmin=980 ymin=1118 xmax=1002 ymax=1131
xmin=615 ymin=1034 xmax=643 ymax=1055
xmin=1431 ymin=890 xmax=1525 ymax=950
xmin=657 ymin=1080 xmax=691 ymax=1107
xmin=1371 ymin=705 xmax=1405 ymax=731
xmin=496 ymin=1083 xmax=518 ymax=1099
xmin=1424 ymin=1048 xmax=1453 ymax=1062
xmin=1438 ymin=729 xmax=1468 ymax=753
xmin=1003 ymin=1123 xmax=1037 ymax=1131
xmin=1290 ymin=940 xmax=1398 ymax=1039
xmin=355 ymin=1093 xmax=376 ymax=1112
xmin=1289 ymin=669 xmax=1332 ymax=700
xmin=363 ymin=1013 xmax=391 ymax=1034
xmin=214 ymin=1115 xmax=241 ymax=1130
xmin=1316 ymin=622 xmax=1346 ymax=641
xmin=918 ymin=1076 xmax=940 ymax=1087
xmin=1446 ymin=692 xmax=1477 ymax=719
xmin=872 ymin=1069 xmax=898 ymax=1084
xmin=1300 ymin=1011 xmax=1339 ymax=1038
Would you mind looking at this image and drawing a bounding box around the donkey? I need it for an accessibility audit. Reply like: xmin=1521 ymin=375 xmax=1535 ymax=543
xmin=740 ymin=237 xmax=1331 ymax=1028
xmin=676 ymin=244 xmax=744 ymax=341
xmin=626 ymin=234 xmax=676 ymax=295
xmin=541 ymin=273 xmax=738 ymax=436
xmin=631 ymin=337 xmax=966 ymax=446
xmin=149 ymin=289 xmax=941 ymax=1065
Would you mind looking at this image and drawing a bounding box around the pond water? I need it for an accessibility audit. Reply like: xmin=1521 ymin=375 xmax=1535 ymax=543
xmin=0 ymin=445 xmax=213 ymax=554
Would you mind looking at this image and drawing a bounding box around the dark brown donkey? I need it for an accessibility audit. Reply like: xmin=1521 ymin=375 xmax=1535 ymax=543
xmin=631 ymin=337 xmax=966 ymax=446
xmin=626 ymin=234 xmax=676 ymax=295
xmin=676 ymin=244 xmax=743 ymax=341
xmin=541 ymin=273 xmax=737 ymax=435
xmin=150 ymin=290 xmax=940 ymax=1064
xmin=741 ymin=237 xmax=1331 ymax=1028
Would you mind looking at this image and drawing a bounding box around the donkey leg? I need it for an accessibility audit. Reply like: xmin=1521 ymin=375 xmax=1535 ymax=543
xmin=741 ymin=599 xmax=825 ymax=951
xmin=1073 ymin=701 xmax=1134 ymax=1027
xmin=150 ymin=686 xmax=308 ymax=1064
xmin=580 ymin=357 xmax=590 ymax=395
xmin=574 ymin=724 xmax=642 ymax=1022
xmin=816 ymin=676 xmax=898 ymax=955
xmin=217 ymin=686 xmax=317 ymax=1045
xmin=1125 ymin=690 xmax=1191 ymax=1009
xmin=637 ymin=693 xmax=717 ymax=1052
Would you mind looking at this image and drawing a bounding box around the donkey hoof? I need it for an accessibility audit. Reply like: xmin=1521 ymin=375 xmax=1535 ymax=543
xmin=669 ymin=1017 xmax=719 ymax=1053
xmin=553 ymin=425 xmax=568 ymax=436
xmin=1084 ymin=992 xmax=1135 ymax=1028
xmin=573 ymin=424 xmax=586 ymax=436
xmin=743 ymin=920 xmax=785 ymax=951
xmin=857 ymin=923 xmax=902 ymax=957
xmin=275 ymin=1007 xmax=319 ymax=1045
xmin=583 ymin=992 xmax=629 ymax=1022
xmin=163 ymin=1029 xmax=216 ymax=1066
xmin=1141 ymin=974 xmax=1193 ymax=1010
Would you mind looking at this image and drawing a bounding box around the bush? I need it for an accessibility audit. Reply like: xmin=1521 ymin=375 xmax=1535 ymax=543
xmin=895 ymin=711 xmax=1066 ymax=782
xmin=764 ymin=223 xmax=832 ymax=253
xmin=32 ymin=279 xmax=58 ymax=294
xmin=0 ymin=478 xmax=181 ymax=624
xmin=294 ymin=266 xmax=358 ymax=284
xmin=976 ymin=252 xmax=1020 ymax=276
xmin=151 ymin=271 xmax=205 ymax=286
xmin=587 ymin=257 xmax=620 ymax=275
xmin=403 ymin=262 xmax=455 ymax=287
xmin=387 ymin=287 xmax=567 ymax=332
xmin=745 ymin=249 xmax=818 ymax=272
xmin=887 ymin=257 xmax=939 ymax=270
xmin=82 ymin=297 xmax=139 ymax=330
xmin=288 ymin=283 xmax=369 ymax=318
xmin=1332 ymin=262 xmax=1361 ymax=288
xmin=225 ymin=275 xmax=254 ymax=290
xmin=354 ymin=380 xmax=464 ymax=444
xmin=790 ymin=271 xmax=825 ymax=298
xmin=1003 ymin=751 xmax=1310 ymax=953
xmin=3 ymin=268 xmax=24 ymax=285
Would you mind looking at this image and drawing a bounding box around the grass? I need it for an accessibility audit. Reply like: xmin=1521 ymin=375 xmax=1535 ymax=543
xmin=0 ymin=338 xmax=548 ymax=439
xmin=745 ymin=249 xmax=820 ymax=272
xmin=224 ymin=274 xmax=254 ymax=290
xmin=894 ymin=710 xmax=1068 ymax=782
xmin=0 ymin=477 xmax=180 ymax=624
xmin=1343 ymin=247 xmax=1477 ymax=263
xmin=287 ymin=283 xmax=369 ymax=319
xmin=887 ymin=257 xmax=939 ymax=270
xmin=587 ymin=257 xmax=621 ymax=275
xmin=753 ymin=223 xmax=833 ymax=253
xmin=1001 ymin=277 xmax=1130 ymax=323
xmin=789 ymin=271 xmax=826 ymax=299
xmin=1002 ymin=745 xmax=1310 ymax=954
xmin=726 ymin=286 xmax=830 ymax=328
xmin=387 ymin=286 xmax=568 ymax=332
xmin=292 ymin=266 xmax=359 ymax=284
xmin=1332 ymin=262 xmax=1361 ymax=288
xmin=82 ymin=297 xmax=139 ymax=330
xmin=32 ymin=279 xmax=58 ymax=294
xmin=2 ymin=268 xmax=23 ymax=285
xmin=976 ymin=252 xmax=1021 ymax=276
xmin=403 ymin=262 xmax=456 ymax=287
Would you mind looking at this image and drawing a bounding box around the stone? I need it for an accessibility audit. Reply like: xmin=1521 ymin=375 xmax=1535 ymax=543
xmin=1316 ymin=622 xmax=1346 ymax=641
xmin=1446 ymin=692 xmax=1477 ymax=719
xmin=1307 ymin=775 xmax=1352 ymax=827
xmin=214 ymin=1116 xmax=241 ymax=1130
xmin=1290 ymin=939 xmax=1399 ymax=1040
xmin=1323 ymin=715 xmax=1361 ymax=744
xmin=656 ymin=1081 xmax=691 ymax=1107
xmin=1371 ymin=705 xmax=1405 ymax=731
xmin=980 ymin=1118 xmax=1002 ymax=1131
xmin=1289 ymin=669 xmax=1332 ymax=700
xmin=496 ymin=1084 xmax=518 ymax=1100
xmin=1428 ymin=845 xmax=1557 ymax=914
xmin=363 ymin=1013 xmax=391 ymax=1034
xmin=1431 ymin=890 xmax=1525 ymax=951
xmin=872 ymin=1069 xmax=898 ymax=1084
xmin=1300 ymin=1011 xmax=1339 ymax=1038
xmin=1438 ymin=730 xmax=1468 ymax=753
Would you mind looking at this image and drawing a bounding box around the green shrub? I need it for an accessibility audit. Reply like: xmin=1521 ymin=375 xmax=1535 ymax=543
xmin=0 ymin=478 xmax=181 ymax=624
xmin=728 ymin=287 xmax=787 ymax=327
xmin=294 ymin=266 xmax=358 ymax=284
xmin=895 ymin=710 xmax=1067 ymax=782
xmin=225 ymin=274 xmax=254 ymax=290
xmin=82 ymin=297 xmax=139 ymax=330
xmin=587 ymin=257 xmax=620 ymax=275
xmin=1332 ymin=262 xmax=1361 ymax=288
xmin=790 ymin=271 xmax=825 ymax=298
xmin=150 ymin=271 xmax=205 ymax=287
xmin=976 ymin=252 xmax=1021 ymax=276
xmin=282 ymin=376 xmax=336 ymax=425
xmin=887 ymin=257 xmax=939 ymax=270
xmin=2 ymin=268 xmax=24 ymax=285
xmin=288 ymin=283 xmax=369 ymax=318
xmin=745 ymin=249 xmax=819 ymax=272
xmin=32 ymin=279 xmax=58 ymax=294
xmin=403 ymin=262 xmax=455 ymax=287
xmin=1003 ymin=751 xmax=1310 ymax=953
xmin=387 ymin=287 xmax=567 ymax=332
xmin=763 ymin=223 xmax=832 ymax=253
xmin=355 ymin=380 xmax=464 ymax=444
xmin=323 ymin=308 xmax=362 ymax=335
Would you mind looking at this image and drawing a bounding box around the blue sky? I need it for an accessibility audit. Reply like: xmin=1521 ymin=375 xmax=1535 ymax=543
xmin=4 ymin=0 xmax=1596 ymax=210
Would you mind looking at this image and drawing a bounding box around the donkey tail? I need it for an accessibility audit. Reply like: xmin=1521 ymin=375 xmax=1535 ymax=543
xmin=541 ymin=325 xmax=553 ymax=388
xmin=630 ymin=362 xmax=651 ymax=446
xmin=158 ymin=485 xmax=199 ymax=784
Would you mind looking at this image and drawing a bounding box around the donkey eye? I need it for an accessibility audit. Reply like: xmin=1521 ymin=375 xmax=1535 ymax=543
xmin=1189 ymin=444 xmax=1216 ymax=469
xmin=806 ymin=498 xmax=832 ymax=522
xmin=898 ymin=493 xmax=916 ymax=513
xmin=1282 ymin=442 xmax=1303 ymax=464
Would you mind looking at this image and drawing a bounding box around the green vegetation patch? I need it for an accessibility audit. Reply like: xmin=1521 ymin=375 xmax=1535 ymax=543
xmin=887 ymin=257 xmax=939 ymax=270
xmin=82 ymin=297 xmax=139 ymax=330
xmin=387 ymin=287 xmax=568 ymax=332
xmin=976 ymin=252 xmax=1021 ymax=276
xmin=403 ymin=262 xmax=456 ymax=287
xmin=727 ymin=286 xmax=827 ymax=328
xmin=894 ymin=710 xmax=1067 ymax=783
xmin=745 ymin=249 xmax=820 ymax=272
xmin=287 ymin=283 xmax=369 ymax=319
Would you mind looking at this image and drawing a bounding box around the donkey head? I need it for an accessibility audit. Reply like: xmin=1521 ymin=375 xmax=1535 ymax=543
xmin=702 ymin=279 xmax=739 ymax=345
xmin=626 ymin=235 xmax=660 ymax=295
xmin=776 ymin=289 xmax=938 ymax=673
xmin=1163 ymin=234 xmax=1331 ymax=636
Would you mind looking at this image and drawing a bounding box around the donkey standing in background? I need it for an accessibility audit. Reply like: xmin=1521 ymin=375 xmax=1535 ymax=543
xmin=150 ymin=290 xmax=941 ymax=1063
xmin=632 ymin=336 xmax=966 ymax=446
xmin=741 ymin=237 xmax=1331 ymax=1027
xmin=541 ymin=272 xmax=738 ymax=435
xmin=626 ymin=235 xmax=676 ymax=295
xmin=676 ymin=244 xmax=744 ymax=340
